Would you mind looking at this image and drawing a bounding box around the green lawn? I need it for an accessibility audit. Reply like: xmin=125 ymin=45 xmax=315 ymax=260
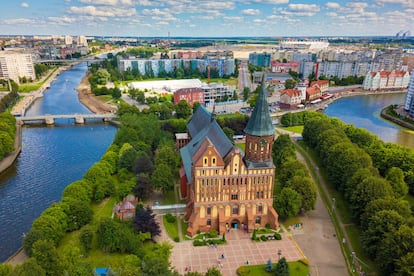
xmin=181 ymin=218 xmax=190 ymax=240
xmin=237 ymin=261 xmax=309 ymax=276
xmin=282 ymin=125 xmax=304 ymax=134
xmin=236 ymin=142 xmax=245 ymax=152
xmin=163 ymin=215 xmax=180 ymax=242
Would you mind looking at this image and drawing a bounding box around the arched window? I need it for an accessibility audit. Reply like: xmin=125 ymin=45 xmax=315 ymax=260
xmin=207 ymin=206 xmax=211 ymax=215
xmin=204 ymin=157 xmax=208 ymax=165
xmin=232 ymin=205 xmax=239 ymax=215
xmin=255 ymin=216 xmax=261 ymax=224
xmin=212 ymin=157 xmax=216 ymax=165
xmin=207 ymin=219 xmax=212 ymax=226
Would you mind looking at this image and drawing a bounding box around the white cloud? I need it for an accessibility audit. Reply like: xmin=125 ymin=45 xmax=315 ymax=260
xmin=241 ymin=9 xmax=260 ymax=16
xmin=20 ymin=2 xmax=29 ymax=8
xmin=78 ymin=0 xmax=132 ymax=6
xmin=238 ymin=0 xmax=289 ymax=4
xmin=325 ymin=2 xmax=340 ymax=9
xmin=2 ymin=18 xmax=36 ymax=24
xmin=253 ymin=19 xmax=265 ymax=23
xmin=375 ymin=0 xmax=414 ymax=8
xmin=69 ymin=5 xmax=136 ymax=17
xmin=223 ymin=16 xmax=244 ymax=22
xmin=325 ymin=12 xmax=337 ymax=17
xmin=287 ymin=4 xmax=320 ymax=12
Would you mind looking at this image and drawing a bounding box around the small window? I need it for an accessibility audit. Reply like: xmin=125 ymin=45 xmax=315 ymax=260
xmin=231 ymin=194 xmax=238 ymax=200
xmin=212 ymin=157 xmax=216 ymax=165
xmin=207 ymin=206 xmax=211 ymax=215
xmin=204 ymin=158 xmax=208 ymax=165
xmin=255 ymin=216 xmax=261 ymax=224
xmin=207 ymin=219 xmax=211 ymax=226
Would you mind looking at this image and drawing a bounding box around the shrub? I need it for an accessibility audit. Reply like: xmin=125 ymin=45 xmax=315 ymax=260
xmin=236 ymin=267 xmax=250 ymax=276
xmin=193 ymin=240 xmax=206 ymax=246
xmin=274 ymin=232 xmax=282 ymax=240
xmin=165 ymin=213 xmax=176 ymax=223
xmin=260 ymin=235 xmax=267 ymax=241
xmin=265 ymin=223 xmax=271 ymax=229
xmin=173 ymin=237 xmax=179 ymax=242
xmin=197 ymin=230 xmax=201 ymax=235
xmin=208 ymin=229 xmax=218 ymax=238
xmin=251 ymin=229 xmax=257 ymax=240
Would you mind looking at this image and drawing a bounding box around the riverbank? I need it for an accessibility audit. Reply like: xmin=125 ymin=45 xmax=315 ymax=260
xmin=380 ymin=105 xmax=414 ymax=131
xmin=0 ymin=123 xmax=22 ymax=176
xmin=76 ymin=71 xmax=117 ymax=114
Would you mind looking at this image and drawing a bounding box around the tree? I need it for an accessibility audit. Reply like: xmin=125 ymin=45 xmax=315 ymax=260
xmin=175 ymin=100 xmax=192 ymax=119
xmin=0 ymin=131 xmax=14 ymax=159
xmin=135 ymin=173 xmax=153 ymax=200
xmin=223 ymin=127 xmax=235 ymax=143
xmin=13 ymin=259 xmax=46 ymax=276
xmin=79 ymin=226 xmax=94 ymax=254
xmin=272 ymin=134 xmax=295 ymax=168
xmin=243 ymin=87 xmax=250 ymax=101
xmin=274 ymin=257 xmax=289 ymax=276
xmin=63 ymin=198 xmax=93 ymax=231
xmin=275 ymin=188 xmax=302 ymax=218
xmin=286 ymin=176 xmax=317 ymax=211
xmin=265 ymin=259 xmax=273 ymax=272
xmin=361 ymin=210 xmax=404 ymax=257
xmin=350 ymin=176 xmax=394 ymax=222
xmin=395 ymin=252 xmax=414 ymax=276
xmin=376 ymin=225 xmax=414 ymax=275
xmin=151 ymin=163 xmax=174 ymax=192
xmin=32 ymin=240 xmax=63 ymax=276
xmin=134 ymin=205 xmax=161 ymax=239
xmin=385 ymin=167 xmax=408 ymax=198
xmin=284 ymin=79 xmax=296 ymax=89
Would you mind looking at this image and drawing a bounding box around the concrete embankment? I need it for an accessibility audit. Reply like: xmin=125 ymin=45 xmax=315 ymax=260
xmin=0 ymin=123 xmax=22 ymax=176
xmin=380 ymin=106 xmax=414 ymax=131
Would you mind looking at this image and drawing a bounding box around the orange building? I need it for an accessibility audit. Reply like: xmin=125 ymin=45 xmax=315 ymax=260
xmin=178 ymin=82 xmax=279 ymax=236
xmin=174 ymin=88 xmax=204 ymax=106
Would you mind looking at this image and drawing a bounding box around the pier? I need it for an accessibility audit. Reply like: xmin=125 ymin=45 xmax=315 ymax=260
xmin=17 ymin=113 xmax=117 ymax=125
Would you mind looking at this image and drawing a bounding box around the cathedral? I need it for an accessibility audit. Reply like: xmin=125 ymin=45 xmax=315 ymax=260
xmin=177 ymin=82 xmax=279 ymax=236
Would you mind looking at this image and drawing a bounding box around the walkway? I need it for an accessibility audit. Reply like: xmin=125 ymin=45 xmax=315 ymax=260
xmin=171 ymin=229 xmax=303 ymax=276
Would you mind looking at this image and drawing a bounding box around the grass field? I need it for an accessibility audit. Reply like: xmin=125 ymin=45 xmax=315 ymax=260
xmin=237 ymin=261 xmax=309 ymax=276
xmin=282 ymin=125 xmax=304 ymax=134
xmin=163 ymin=215 xmax=180 ymax=242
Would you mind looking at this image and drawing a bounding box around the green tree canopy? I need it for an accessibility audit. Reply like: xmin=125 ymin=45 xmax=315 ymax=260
xmin=275 ymin=188 xmax=302 ymax=218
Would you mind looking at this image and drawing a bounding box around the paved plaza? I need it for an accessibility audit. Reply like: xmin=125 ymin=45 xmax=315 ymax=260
xmin=170 ymin=228 xmax=304 ymax=276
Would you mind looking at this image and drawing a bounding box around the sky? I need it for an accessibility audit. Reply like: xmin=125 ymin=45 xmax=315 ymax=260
xmin=0 ymin=0 xmax=413 ymax=37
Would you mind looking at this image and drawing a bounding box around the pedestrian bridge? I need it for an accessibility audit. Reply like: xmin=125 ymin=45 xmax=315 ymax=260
xmin=17 ymin=113 xmax=117 ymax=125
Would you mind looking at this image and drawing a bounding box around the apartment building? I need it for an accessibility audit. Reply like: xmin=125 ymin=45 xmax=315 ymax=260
xmin=0 ymin=50 xmax=35 ymax=83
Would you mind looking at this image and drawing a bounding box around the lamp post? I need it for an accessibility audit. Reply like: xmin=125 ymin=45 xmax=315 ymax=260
xmin=278 ymin=249 xmax=282 ymax=261
xmin=332 ymin=197 xmax=336 ymax=212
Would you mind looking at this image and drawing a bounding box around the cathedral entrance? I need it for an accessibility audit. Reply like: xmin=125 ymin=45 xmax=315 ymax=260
xmin=231 ymin=219 xmax=240 ymax=229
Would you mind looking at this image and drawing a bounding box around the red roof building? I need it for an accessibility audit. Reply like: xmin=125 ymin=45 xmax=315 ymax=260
xmin=174 ymin=88 xmax=204 ymax=106
xmin=270 ymin=61 xmax=299 ymax=73
xmin=310 ymin=80 xmax=329 ymax=95
xmin=113 ymin=195 xmax=139 ymax=221
xmin=280 ymin=89 xmax=302 ymax=107
xmin=306 ymin=86 xmax=322 ymax=101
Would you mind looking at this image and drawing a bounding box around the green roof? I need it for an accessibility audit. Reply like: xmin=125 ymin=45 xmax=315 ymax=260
xmin=244 ymin=82 xmax=275 ymax=136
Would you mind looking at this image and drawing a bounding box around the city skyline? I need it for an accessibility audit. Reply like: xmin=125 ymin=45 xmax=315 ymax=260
xmin=0 ymin=0 xmax=413 ymax=37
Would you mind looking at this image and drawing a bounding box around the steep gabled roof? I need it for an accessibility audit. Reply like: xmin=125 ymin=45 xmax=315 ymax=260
xmin=180 ymin=106 xmax=234 ymax=183
xmin=244 ymin=82 xmax=274 ymax=136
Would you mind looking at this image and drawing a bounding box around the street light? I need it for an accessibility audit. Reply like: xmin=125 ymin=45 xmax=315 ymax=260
xmin=332 ymin=198 xmax=336 ymax=212
xmin=278 ymin=249 xmax=282 ymax=261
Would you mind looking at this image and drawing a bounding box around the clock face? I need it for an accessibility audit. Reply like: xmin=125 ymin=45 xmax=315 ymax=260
xmin=259 ymin=138 xmax=268 ymax=146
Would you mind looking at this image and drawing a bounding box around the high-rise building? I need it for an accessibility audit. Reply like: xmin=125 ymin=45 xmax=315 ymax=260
xmin=404 ymin=69 xmax=414 ymax=117
xmin=0 ymin=50 xmax=35 ymax=83
xmin=248 ymin=52 xmax=271 ymax=67
xmin=178 ymin=81 xmax=278 ymax=236
xmin=64 ymin=35 xmax=73 ymax=45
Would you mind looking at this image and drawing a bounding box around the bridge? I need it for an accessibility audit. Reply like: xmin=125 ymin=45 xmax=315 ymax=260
xmin=18 ymin=113 xmax=117 ymax=125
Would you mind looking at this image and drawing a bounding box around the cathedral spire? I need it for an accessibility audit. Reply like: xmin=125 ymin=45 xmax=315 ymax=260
xmin=244 ymin=75 xmax=274 ymax=137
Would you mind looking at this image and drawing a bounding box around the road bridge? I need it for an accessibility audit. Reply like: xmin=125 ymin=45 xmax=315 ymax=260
xmin=18 ymin=113 xmax=117 ymax=125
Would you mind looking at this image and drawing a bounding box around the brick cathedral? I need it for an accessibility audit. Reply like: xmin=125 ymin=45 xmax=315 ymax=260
xmin=177 ymin=82 xmax=279 ymax=236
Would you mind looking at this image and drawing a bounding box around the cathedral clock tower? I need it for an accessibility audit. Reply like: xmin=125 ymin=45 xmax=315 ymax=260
xmin=244 ymin=80 xmax=275 ymax=166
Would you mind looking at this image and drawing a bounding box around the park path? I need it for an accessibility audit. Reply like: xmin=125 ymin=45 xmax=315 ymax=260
xmin=275 ymin=127 xmax=349 ymax=276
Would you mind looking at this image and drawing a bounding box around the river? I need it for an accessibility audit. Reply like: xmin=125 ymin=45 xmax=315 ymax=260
xmin=0 ymin=63 xmax=117 ymax=262
xmin=325 ymin=93 xmax=414 ymax=149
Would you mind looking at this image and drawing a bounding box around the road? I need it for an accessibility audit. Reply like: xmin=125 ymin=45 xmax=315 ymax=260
xmin=238 ymin=60 xmax=252 ymax=91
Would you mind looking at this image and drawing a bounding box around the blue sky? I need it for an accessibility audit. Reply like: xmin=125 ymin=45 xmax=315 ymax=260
xmin=0 ymin=0 xmax=413 ymax=37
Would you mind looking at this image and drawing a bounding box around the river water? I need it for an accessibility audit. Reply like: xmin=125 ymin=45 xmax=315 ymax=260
xmin=0 ymin=63 xmax=117 ymax=262
xmin=325 ymin=93 xmax=414 ymax=149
